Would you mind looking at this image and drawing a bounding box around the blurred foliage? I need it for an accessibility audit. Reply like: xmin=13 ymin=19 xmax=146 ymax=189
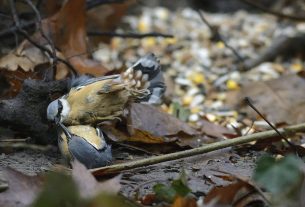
xmin=31 ymin=171 xmax=137 ymax=207
xmin=253 ymin=154 xmax=304 ymax=206
xmin=170 ymin=102 xmax=190 ymax=122
xmin=153 ymin=171 xmax=191 ymax=203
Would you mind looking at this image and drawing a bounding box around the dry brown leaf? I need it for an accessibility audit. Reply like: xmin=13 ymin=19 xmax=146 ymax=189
xmin=103 ymin=103 xmax=232 ymax=148
xmin=171 ymin=196 xmax=198 ymax=207
xmin=87 ymin=0 xmax=136 ymax=44
xmin=198 ymin=119 xmax=235 ymax=139
xmin=127 ymin=103 xmax=198 ymax=138
xmin=204 ymin=174 xmax=266 ymax=207
xmin=71 ymin=160 xmax=121 ymax=198
xmin=103 ymin=103 xmax=199 ymax=146
xmin=102 ymin=125 xmax=166 ymax=144
xmin=0 ymin=46 xmax=48 ymax=72
xmin=40 ymin=0 xmax=109 ymax=76
xmin=0 ymin=167 xmax=43 ymax=207
xmin=0 ymin=0 xmax=109 ymax=80
xmin=226 ymin=74 xmax=305 ymax=124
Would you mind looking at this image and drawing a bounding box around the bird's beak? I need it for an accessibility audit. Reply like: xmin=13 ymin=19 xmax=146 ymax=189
xmin=54 ymin=116 xmax=60 ymax=125
xmin=57 ymin=121 xmax=72 ymax=140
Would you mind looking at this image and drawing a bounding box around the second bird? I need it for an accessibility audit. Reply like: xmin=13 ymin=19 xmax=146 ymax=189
xmin=47 ymin=53 xmax=165 ymax=125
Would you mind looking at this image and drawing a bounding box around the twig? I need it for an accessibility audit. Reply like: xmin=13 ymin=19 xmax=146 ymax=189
xmin=0 ymin=142 xmax=53 ymax=151
xmin=88 ymin=31 xmax=174 ymax=39
xmin=114 ymin=142 xmax=160 ymax=156
xmin=240 ymin=0 xmax=305 ymax=22
xmin=244 ymin=97 xmax=298 ymax=155
xmin=9 ymin=0 xmax=77 ymax=76
xmin=197 ymin=10 xmax=244 ymax=64
xmin=91 ymin=122 xmax=305 ymax=176
xmin=0 ymin=20 xmax=35 ymax=37
xmin=0 ymin=138 xmax=30 ymax=142
xmin=86 ymin=0 xmax=126 ymax=10
xmin=23 ymin=0 xmax=58 ymax=71
xmin=0 ymin=0 xmax=127 ymax=39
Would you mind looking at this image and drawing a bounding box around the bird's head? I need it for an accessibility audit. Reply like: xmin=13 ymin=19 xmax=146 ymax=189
xmin=47 ymin=98 xmax=70 ymax=124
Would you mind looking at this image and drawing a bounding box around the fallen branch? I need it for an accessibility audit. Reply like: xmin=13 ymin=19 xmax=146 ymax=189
xmin=244 ymin=33 xmax=305 ymax=70
xmin=0 ymin=0 xmax=127 ymax=39
xmin=0 ymin=142 xmax=53 ymax=151
xmin=88 ymin=31 xmax=174 ymax=39
xmin=91 ymin=122 xmax=305 ymax=176
xmin=197 ymin=10 xmax=244 ymax=65
xmin=239 ymin=0 xmax=305 ymax=22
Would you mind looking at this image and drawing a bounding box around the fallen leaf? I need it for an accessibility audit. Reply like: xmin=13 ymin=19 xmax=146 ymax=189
xmin=0 ymin=44 xmax=48 ymax=72
xmin=127 ymin=103 xmax=198 ymax=138
xmin=140 ymin=194 xmax=156 ymax=205
xmin=71 ymin=160 xmax=121 ymax=198
xmin=204 ymin=175 xmax=266 ymax=207
xmin=0 ymin=68 xmax=44 ymax=98
xmin=171 ymin=196 xmax=197 ymax=207
xmin=87 ymin=0 xmax=136 ymax=44
xmin=0 ymin=167 xmax=43 ymax=207
xmin=198 ymin=119 xmax=235 ymax=139
xmin=204 ymin=180 xmax=252 ymax=204
xmin=103 ymin=125 xmax=167 ymax=144
xmin=104 ymin=103 xmax=233 ymax=148
xmin=0 ymin=0 xmax=111 ymax=97
xmin=0 ymin=0 xmax=109 ymax=82
xmin=226 ymin=74 xmax=305 ymax=124
xmin=103 ymin=102 xmax=199 ymax=145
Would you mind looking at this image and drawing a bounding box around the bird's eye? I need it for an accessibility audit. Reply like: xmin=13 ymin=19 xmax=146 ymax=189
xmin=57 ymin=100 xmax=63 ymax=116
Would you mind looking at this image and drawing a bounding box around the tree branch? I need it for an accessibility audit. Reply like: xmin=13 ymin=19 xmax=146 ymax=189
xmin=91 ymin=122 xmax=305 ymax=176
xmin=239 ymin=0 xmax=305 ymax=21
xmin=88 ymin=31 xmax=174 ymax=39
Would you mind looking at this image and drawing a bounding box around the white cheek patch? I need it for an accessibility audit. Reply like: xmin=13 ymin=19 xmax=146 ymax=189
xmin=60 ymin=99 xmax=70 ymax=121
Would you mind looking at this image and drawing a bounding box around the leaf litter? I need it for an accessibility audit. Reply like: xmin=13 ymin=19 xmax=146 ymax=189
xmin=1 ymin=0 xmax=305 ymax=207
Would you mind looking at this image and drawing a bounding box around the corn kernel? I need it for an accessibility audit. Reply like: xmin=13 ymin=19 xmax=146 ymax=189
xmin=142 ymin=37 xmax=156 ymax=48
xmin=182 ymin=96 xmax=193 ymax=106
xmin=191 ymin=107 xmax=201 ymax=114
xmin=165 ymin=37 xmax=177 ymax=45
xmin=226 ymin=80 xmax=239 ymax=90
xmin=216 ymin=41 xmax=225 ymax=49
xmin=291 ymin=63 xmax=303 ymax=72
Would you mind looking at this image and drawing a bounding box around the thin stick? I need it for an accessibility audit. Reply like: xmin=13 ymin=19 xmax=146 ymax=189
xmin=197 ymin=10 xmax=244 ymax=64
xmin=24 ymin=0 xmax=58 ymax=69
xmin=91 ymin=122 xmax=305 ymax=176
xmin=0 ymin=142 xmax=53 ymax=151
xmin=0 ymin=138 xmax=30 ymax=142
xmin=88 ymin=31 xmax=174 ymax=39
xmin=240 ymin=0 xmax=305 ymax=22
xmin=244 ymin=97 xmax=297 ymax=151
xmin=0 ymin=0 xmax=126 ymax=38
xmin=9 ymin=0 xmax=77 ymax=76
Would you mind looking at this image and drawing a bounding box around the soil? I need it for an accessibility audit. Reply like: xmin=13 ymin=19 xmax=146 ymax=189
xmin=0 ymin=146 xmax=263 ymax=197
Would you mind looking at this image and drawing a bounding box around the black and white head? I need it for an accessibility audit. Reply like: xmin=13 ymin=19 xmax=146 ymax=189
xmin=132 ymin=53 xmax=161 ymax=79
xmin=47 ymin=98 xmax=70 ymax=123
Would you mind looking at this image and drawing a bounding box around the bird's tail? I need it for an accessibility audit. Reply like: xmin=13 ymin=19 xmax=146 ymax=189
xmin=121 ymin=53 xmax=166 ymax=104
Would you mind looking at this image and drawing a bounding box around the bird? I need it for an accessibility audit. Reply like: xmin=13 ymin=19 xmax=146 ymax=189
xmin=57 ymin=123 xmax=112 ymax=169
xmin=47 ymin=53 xmax=165 ymax=126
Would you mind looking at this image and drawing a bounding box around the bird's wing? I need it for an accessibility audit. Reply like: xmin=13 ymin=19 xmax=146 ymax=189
xmin=70 ymin=74 xmax=121 ymax=90
xmin=68 ymin=136 xmax=112 ymax=169
xmin=67 ymin=126 xmax=106 ymax=150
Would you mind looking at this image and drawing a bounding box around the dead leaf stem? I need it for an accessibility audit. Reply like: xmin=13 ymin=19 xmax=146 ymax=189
xmin=91 ymin=122 xmax=305 ymax=176
xmin=0 ymin=142 xmax=53 ymax=151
